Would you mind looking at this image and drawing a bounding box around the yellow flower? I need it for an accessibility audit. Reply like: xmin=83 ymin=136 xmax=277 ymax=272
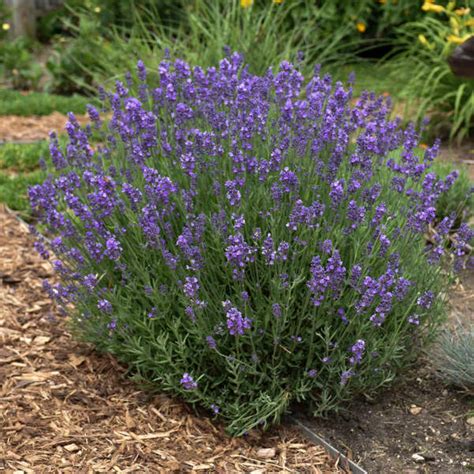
xmin=94 ymin=6 xmax=101 ymax=13
xmin=356 ymin=22 xmax=366 ymax=33
xmin=273 ymin=0 xmax=284 ymax=3
xmin=447 ymin=34 xmax=465 ymax=44
xmin=2 ymin=23 xmax=10 ymax=31
xmin=466 ymin=18 xmax=474 ymax=26
xmin=422 ymin=3 xmax=445 ymax=13
xmin=455 ymin=7 xmax=470 ymax=16
xmin=378 ymin=0 xmax=386 ymax=4
xmin=240 ymin=0 xmax=253 ymax=8
xmin=418 ymin=34 xmax=429 ymax=46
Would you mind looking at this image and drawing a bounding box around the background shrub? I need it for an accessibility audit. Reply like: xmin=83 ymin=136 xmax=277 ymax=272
xmin=390 ymin=1 xmax=474 ymax=141
xmin=30 ymin=56 xmax=472 ymax=435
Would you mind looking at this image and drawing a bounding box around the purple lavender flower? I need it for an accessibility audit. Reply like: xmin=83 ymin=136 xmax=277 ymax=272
xmin=225 ymin=233 xmax=255 ymax=270
xmin=98 ymin=299 xmax=112 ymax=313
xmin=225 ymin=304 xmax=252 ymax=336
xmin=340 ymin=369 xmax=354 ymax=386
xmin=349 ymin=339 xmax=366 ymax=365
xmin=307 ymin=369 xmax=318 ymax=378
xmin=225 ymin=180 xmax=241 ymax=206
xmin=279 ymin=167 xmax=299 ymax=192
xmin=408 ymin=314 xmax=420 ymax=325
xmin=83 ymin=274 xmax=98 ymax=292
xmin=137 ymin=59 xmax=147 ymax=81
xmin=180 ymin=373 xmax=197 ymax=390
xmin=417 ymin=291 xmax=434 ymax=309
xmin=105 ymin=236 xmax=122 ymax=260
xmin=321 ymin=239 xmax=332 ymax=254
xmin=262 ymin=234 xmax=276 ymax=265
xmin=183 ymin=276 xmax=200 ymax=300
xmin=206 ymin=335 xmax=217 ymax=349
xmin=185 ymin=306 xmax=196 ymax=322
xmin=329 ymin=179 xmax=345 ymax=206
xmin=272 ymin=303 xmax=282 ymax=318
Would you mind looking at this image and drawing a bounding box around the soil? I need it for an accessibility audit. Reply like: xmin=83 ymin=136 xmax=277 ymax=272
xmin=0 ymin=206 xmax=343 ymax=473
xmin=297 ymin=271 xmax=474 ymax=474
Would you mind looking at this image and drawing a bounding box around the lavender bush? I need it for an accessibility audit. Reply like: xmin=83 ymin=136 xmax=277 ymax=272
xmin=30 ymin=54 xmax=473 ymax=435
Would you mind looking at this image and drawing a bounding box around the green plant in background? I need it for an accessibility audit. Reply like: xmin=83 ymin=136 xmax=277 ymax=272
xmin=0 ymin=2 xmax=10 ymax=42
xmin=0 ymin=37 xmax=42 ymax=90
xmin=0 ymin=89 xmax=91 ymax=116
xmin=391 ymin=1 xmax=474 ymax=142
xmin=42 ymin=0 xmax=428 ymax=96
xmin=0 ymin=141 xmax=50 ymax=171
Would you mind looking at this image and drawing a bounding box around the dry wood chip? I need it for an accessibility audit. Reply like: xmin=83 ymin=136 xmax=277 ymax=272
xmin=63 ymin=443 xmax=80 ymax=452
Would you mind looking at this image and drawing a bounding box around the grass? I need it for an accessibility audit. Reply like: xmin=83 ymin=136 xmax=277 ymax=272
xmin=0 ymin=141 xmax=50 ymax=215
xmin=0 ymin=89 xmax=92 ymax=116
xmin=328 ymin=61 xmax=404 ymax=99
xmin=0 ymin=170 xmax=46 ymax=215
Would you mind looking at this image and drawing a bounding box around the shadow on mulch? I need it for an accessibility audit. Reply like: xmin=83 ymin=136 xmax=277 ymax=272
xmin=0 ymin=206 xmax=344 ymax=473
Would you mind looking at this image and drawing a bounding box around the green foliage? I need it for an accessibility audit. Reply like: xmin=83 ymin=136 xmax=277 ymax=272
xmin=0 ymin=141 xmax=52 ymax=214
xmin=433 ymin=319 xmax=474 ymax=390
xmin=432 ymin=161 xmax=473 ymax=226
xmin=0 ymin=141 xmax=50 ymax=171
xmin=0 ymin=89 xmax=91 ymax=116
xmin=0 ymin=3 xmax=10 ymax=42
xmin=390 ymin=2 xmax=474 ymax=142
xmin=0 ymin=37 xmax=42 ymax=90
xmin=0 ymin=169 xmax=46 ymax=213
xmin=43 ymin=0 xmax=426 ymax=95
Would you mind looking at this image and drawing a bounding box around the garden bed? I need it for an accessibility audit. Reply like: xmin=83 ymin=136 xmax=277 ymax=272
xmin=0 ymin=206 xmax=344 ymax=473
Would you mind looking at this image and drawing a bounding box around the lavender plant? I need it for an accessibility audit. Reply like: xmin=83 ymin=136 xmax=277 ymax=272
xmin=30 ymin=54 xmax=473 ymax=435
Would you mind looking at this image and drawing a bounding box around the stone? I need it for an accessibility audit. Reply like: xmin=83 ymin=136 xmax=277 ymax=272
xmin=409 ymin=405 xmax=422 ymax=415
xmin=412 ymin=453 xmax=425 ymax=463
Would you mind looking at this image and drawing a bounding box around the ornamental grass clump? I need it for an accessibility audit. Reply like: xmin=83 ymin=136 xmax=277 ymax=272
xmin=30 ymin=54 xmax=473 ymax=435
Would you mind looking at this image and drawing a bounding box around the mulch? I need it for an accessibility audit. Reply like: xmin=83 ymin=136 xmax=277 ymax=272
xmin=0 ymin=206 xmax=344 ymax=473
xmin=0 ymin=113 xmax=88 ymax=143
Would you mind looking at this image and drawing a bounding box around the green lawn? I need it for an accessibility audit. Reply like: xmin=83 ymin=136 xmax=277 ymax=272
xmin=0 ymin=89 xmax=92 ymax=116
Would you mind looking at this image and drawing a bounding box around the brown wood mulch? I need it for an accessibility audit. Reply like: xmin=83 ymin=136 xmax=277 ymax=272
xmin=0 ymin=113 xmax=88 ymax=143
xmin=0 ymin=207 xmax=344 ymax=473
